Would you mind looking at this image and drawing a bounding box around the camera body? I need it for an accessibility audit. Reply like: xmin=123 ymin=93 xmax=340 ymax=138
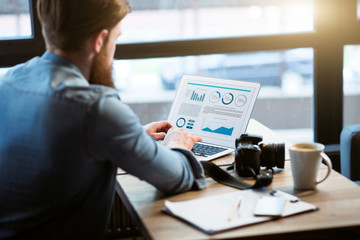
xmin=235 ymin=133 xmax=285 ymax=177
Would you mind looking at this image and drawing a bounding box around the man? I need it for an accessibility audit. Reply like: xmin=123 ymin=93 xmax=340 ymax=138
xmin=0 ymin=0 xmax=206 ymax=239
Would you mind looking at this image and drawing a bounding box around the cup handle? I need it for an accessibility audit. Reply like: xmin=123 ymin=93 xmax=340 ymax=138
xmin=316 ymin=152 xmax=333 ymax=184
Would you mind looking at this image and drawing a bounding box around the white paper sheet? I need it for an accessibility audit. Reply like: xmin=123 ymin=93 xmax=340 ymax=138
xmin=163 ymin=188 xmax=317 ymax=234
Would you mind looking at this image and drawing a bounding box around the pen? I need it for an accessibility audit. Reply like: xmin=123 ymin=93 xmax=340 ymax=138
xmin=228 ymin=197 xmax=242 ymax=221
xmin=270 ymin=190 xmax=299 ymax=203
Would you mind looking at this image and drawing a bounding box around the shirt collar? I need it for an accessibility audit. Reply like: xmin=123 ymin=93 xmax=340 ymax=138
xmin=41 ymin=52 xmax=82 ymax=73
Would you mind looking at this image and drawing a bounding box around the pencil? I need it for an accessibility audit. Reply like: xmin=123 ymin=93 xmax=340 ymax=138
xmin=228 ymin=197 xmax=242 ymax=221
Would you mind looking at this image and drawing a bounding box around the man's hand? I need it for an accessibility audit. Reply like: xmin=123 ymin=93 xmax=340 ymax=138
xmin=161 ymin=127 xmax=202 ymax=150
xmin=143 ymin=121 xmax=173 ymax=141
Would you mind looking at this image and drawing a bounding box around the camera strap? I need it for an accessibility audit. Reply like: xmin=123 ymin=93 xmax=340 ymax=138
xmin=200 ymin=161 xmax=273 ymax=190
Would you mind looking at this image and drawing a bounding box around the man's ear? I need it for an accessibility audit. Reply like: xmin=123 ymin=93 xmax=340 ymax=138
xmin=91 ymin=29 xmax=109 ymax=53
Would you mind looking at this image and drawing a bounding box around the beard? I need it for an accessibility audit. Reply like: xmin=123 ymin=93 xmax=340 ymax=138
xmin=89 ymin=46 xmax=115 ymax=89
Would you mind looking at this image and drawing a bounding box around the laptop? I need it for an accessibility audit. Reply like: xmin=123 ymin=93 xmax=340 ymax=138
xmin=167 ymin=74 xmax=261 ymax=161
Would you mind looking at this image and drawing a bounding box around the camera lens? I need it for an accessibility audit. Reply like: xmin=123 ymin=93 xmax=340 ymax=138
xmin=259 ymin=143 xmax=285 ymax=169
xmin=274 ymin=143 xmax=285 ymax=168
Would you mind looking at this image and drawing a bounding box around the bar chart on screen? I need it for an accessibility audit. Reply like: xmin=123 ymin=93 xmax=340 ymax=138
xmin=190 ymin=89 xmax=206 ymax=102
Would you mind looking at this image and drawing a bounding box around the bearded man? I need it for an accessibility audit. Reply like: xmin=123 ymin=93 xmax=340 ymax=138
xmin=0 ymin=0 xmax=205 ymax=239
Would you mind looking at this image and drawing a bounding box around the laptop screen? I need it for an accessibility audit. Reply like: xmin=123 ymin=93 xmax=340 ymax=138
xmin=168 ymin=75 xmax=261 ymax=148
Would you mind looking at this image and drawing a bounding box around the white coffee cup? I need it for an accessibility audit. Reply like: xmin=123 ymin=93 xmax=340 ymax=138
xmin=289 ymin=142 xmax=332 ymax=190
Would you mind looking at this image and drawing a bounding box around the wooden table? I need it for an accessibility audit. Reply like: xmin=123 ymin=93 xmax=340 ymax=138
xmin=115 ymin=120 xmax=360 ymax=240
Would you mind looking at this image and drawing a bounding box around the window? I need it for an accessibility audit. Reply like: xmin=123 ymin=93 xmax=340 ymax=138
xmin=343 ymin=45 xmax=360 ymax=126
xmin=0 ymin=0 xmax=44 ymax=67
xmin=1 ymin=0 xmax=358 ymax=146
xmin=117 ymin=0 xmax=315 ymax=142
xmin=115 ymin=47 xmax=314 ymax=142
xmin=122 ymin=0 xmax=313 ymax=43
xmin=0 ymin=0 xmax=32 ymax=39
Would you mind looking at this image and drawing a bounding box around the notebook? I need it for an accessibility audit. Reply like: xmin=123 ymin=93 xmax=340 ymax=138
xmin=163 ymin=188 xmax=317 ymax=234
xmin=168 ymin=74 xmax=261 ymax=161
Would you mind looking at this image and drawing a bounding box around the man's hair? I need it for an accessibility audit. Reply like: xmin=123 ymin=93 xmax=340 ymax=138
xmin=37 ymin=0 xmax=131 ymax=51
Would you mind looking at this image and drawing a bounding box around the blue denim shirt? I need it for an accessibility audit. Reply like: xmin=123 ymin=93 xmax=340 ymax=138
xmin=0 ymin=52 xmax=205 ymax=239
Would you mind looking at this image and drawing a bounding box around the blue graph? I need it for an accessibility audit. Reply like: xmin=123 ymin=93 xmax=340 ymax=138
xmin=202 ymin=126 xmax=234 ymax=136
xmin=190 ymin=90 xmax=205 ymax=102
xmin=176 ymin=117 xmax=186 ymax=128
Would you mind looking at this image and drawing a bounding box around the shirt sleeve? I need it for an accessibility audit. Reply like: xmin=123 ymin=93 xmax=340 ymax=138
xmin=87 ymin=94 xmax=206 ymax=194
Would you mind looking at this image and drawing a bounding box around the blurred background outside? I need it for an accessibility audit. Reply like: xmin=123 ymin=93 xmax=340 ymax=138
xmin=1 ymin=0 xmax=360 ymax=143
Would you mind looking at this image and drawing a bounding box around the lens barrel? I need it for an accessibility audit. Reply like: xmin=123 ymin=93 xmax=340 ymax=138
xmin=259 ymin=143 xmax=285 ymax=169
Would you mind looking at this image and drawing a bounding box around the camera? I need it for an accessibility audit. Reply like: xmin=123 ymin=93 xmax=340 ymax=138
xmin=234 ymin=133 xmax=285 ymax=177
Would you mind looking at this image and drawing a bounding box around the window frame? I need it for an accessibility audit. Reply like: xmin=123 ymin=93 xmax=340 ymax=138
xmin=0 ymin=0 xmax=45 ymax=66
xmin=1 ymin=0 xmax=359 ymax=145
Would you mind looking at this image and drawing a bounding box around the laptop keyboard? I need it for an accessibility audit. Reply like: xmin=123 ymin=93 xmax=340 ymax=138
xmin=191 ymin=142 xmax=227 ymax=157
